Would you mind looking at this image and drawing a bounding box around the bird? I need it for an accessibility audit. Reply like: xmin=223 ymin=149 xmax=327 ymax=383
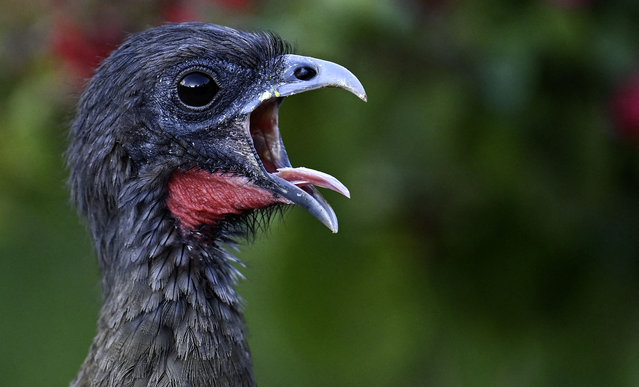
xmin=67 ymin=22 xmax=366 ymax=386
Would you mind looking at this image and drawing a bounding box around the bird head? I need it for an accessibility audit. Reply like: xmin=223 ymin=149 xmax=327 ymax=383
xmin=68 ymin=23 xmax=366 ymax=244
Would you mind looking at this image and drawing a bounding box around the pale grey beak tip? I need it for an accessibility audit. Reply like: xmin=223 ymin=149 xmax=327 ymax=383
xmin=279 ymin=54 xmax=368 ymax=104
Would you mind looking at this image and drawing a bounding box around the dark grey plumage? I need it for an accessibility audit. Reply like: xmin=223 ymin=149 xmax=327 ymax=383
xmin=68 ymin=22 xmax=365 ymax=387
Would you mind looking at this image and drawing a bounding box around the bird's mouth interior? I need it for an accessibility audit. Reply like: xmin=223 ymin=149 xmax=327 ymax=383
xmin=249 ymin=98 xmax=287 ymax=174
xmin=248 ymin=97 xmax=350 ymax=198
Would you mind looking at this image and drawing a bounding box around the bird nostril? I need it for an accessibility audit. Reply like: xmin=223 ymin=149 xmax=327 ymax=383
xmin=294 ymin=66 xmax=317 ymax=81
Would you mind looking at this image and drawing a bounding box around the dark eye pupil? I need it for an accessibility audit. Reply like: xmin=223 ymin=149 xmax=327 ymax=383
xmin=294 ymin=66 xmax=317 ymax=81
xmin=178 ymin=72 xmax=218 ymax=107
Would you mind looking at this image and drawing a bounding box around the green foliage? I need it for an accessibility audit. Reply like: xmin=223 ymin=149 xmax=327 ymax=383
xmin=2 ymin=0 xmax=639 ymax=385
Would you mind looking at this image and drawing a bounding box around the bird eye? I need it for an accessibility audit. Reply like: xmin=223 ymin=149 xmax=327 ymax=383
xmin=177 ymin=71 xmax=219 ymax=108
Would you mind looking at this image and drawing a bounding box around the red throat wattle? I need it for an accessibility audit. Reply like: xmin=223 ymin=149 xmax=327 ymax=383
xmin=166 ymin=168 xmax=291 ymax=230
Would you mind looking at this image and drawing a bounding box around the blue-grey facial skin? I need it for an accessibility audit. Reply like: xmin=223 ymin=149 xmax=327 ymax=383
xmin=67 ymin=22 xmax=365 ymax=386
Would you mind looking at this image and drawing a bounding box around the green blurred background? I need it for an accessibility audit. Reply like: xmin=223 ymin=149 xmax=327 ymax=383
xmin=3 ymin=0 xmax=639 ymax=385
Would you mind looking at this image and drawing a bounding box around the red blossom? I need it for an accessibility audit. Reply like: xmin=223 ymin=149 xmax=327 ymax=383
xmin=612 ymin=73 xmax=639 ymax=141
xmin=162 ymin=1 xmax=200 ymax=23
xmin=50 ymin=18 xmax=125 ymax=80
xmin=50 ymin=0 xmax=254 ymax=82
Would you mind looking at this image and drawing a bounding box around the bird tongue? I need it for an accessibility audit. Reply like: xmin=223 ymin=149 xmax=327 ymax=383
xmin=273 ymin=167 xmax=350 ymax=198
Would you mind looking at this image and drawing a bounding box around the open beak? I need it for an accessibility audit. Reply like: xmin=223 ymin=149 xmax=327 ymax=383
xmin=245 ymin=54 xmax=366 ymax=233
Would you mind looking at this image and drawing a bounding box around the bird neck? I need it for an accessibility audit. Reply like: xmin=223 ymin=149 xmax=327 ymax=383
xmin=74 ymin=194 xmax=256 ymax=386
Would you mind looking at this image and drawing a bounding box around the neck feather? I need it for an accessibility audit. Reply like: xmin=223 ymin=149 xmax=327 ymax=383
xmin=73 ymin=183 xmax=255 ymax=387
